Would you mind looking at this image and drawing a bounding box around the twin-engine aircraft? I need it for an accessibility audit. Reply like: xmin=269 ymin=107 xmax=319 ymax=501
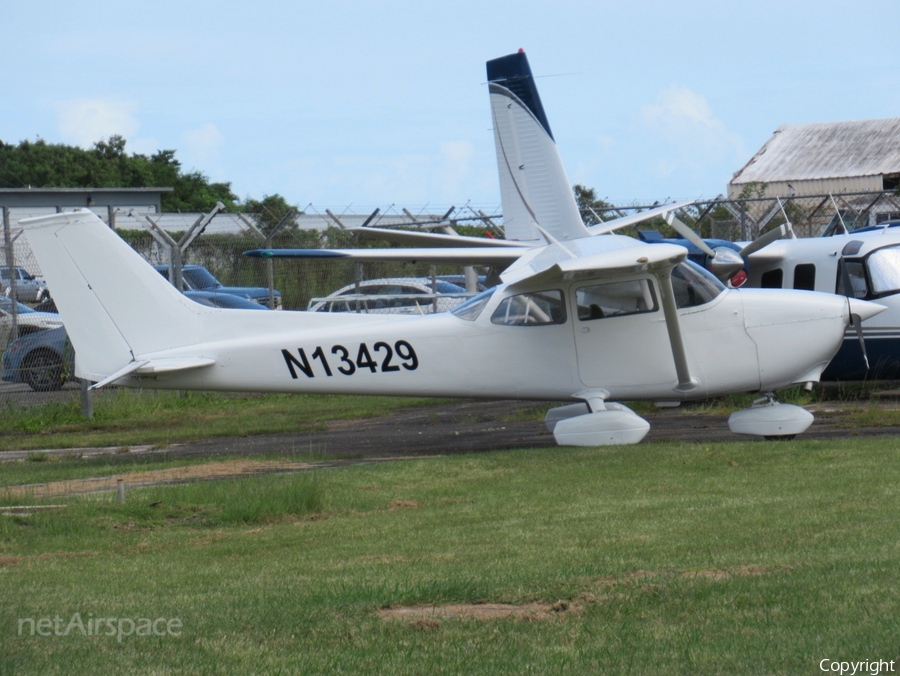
xmin=20 ymin=52 xmax=884 ymax=445
xmin=739 ymin=224 xmax=900 ymax=380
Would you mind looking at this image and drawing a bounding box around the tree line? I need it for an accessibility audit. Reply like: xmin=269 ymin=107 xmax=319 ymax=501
xmin=0 ymin=135 xmax=294 ymax=231
xmin=0 ymin=135 xmax=624 ymax=238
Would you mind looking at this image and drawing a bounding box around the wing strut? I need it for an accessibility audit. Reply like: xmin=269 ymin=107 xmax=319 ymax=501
xmin=655 ymin=270 xmax=700 ymax=393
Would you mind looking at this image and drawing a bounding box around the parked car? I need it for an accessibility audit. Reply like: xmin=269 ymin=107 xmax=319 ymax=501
xmin=0 ymin=297 xmax=64 ymax=351
xmin=184 ymin=290 xmax=272 ymax=310
xmin=1 ymin=326 xmax=73 ymax=391
xmin=1 ymin=266 xmax=49 ymax=303
xmin=153 ymin=264 xmax=282 ymax=309
xmin=437 ymin=274 xmax=491 ymax=291
xmin=308 ymin=278 xmax=470 ymax=314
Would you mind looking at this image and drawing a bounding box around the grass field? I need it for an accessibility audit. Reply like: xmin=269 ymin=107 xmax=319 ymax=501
xmin=0 ymin=390 xmax=447 ymax=451
xmin=3 ymin=436 xmax=900 ymax=674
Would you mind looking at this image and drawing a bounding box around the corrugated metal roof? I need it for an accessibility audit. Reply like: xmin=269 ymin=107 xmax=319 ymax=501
xmin=731 ymin=118 xmax=900 ymax=185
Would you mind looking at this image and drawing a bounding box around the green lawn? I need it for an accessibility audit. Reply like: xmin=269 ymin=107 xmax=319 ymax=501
xmin=2 ymin=437 xmax=900 ymax=674
xmin=0 ymin=390 xmax=447 ymax=451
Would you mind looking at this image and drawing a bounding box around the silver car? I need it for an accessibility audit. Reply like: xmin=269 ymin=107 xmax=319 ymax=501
xmin=2 ymin=267 xmax=49 ymax=303
xmin=308 ymin=278 xmax=470 ymax=314
xmin=0 ymin=297 xmax=63 ymax=351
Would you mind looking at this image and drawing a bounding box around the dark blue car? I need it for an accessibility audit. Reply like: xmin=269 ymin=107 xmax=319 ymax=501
xmin=2 ymin=326 xmax=73 ymax=391
xmin=153 ymin=264 xmax=282 ymax=309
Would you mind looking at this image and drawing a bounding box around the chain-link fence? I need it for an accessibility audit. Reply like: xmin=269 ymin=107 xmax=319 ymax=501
xmin=2 ymin=190 xmax=898 ymax=413
xmin=594 ymin=190 xmax=900 ymax=240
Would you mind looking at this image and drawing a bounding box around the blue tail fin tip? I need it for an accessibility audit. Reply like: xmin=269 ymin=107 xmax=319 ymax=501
xmin=486 ymin=51 xmax=554 ymax=141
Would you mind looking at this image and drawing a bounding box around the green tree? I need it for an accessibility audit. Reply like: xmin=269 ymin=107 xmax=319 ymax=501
xmin=241 ymin=194 xmax=299 ymax=236
xmin=573 ymin=184 xmax=613 ymax=225
xmin=0 ymin=135 xmax=239 ymax=212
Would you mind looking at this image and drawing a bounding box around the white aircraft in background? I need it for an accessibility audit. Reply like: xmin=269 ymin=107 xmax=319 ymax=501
xmin=20 ymin=51 xmax=884 ymax=445
xmin=740 ymin=222 xmax=900 ymax=380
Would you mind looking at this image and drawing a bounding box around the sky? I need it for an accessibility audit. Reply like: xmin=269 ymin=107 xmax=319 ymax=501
xmin=4 ymin=0 xmax=900 ymax=213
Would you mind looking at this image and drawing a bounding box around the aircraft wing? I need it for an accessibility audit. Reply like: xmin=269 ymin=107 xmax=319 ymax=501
xmin=585 ymin=201 xmax=695 ymax=235
xmin=243 ymin=246 xmax=525 ymax=267
xmin=503 ymin=242 xmax=688 ymax=291
xmin=343 ymin=227 xmax=527 ymax=248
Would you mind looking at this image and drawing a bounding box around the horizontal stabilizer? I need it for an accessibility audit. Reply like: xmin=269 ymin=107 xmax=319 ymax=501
xmin=136 ymin=357 xmax=216 ymax=375
xmin=90 ymin=357 xmax=216 ymax=390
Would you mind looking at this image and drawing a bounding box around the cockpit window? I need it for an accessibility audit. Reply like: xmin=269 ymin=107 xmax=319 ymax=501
xmin=671 ymin=260 xmax=725 ymax=308
xmin=865 ymin=246 xmax=900 ymax=297
xmin=576 ymin=279 xmax=658 ymax=320
xmin=837 ymin=260 xmax=869 ymax=298
xmin=451 ymin=287 xmax=495 ymax=321
xmin=490 ymin=289 xmax=567 ymax=326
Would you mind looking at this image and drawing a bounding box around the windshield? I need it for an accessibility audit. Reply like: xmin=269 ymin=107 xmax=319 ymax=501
xmin=671 ymin=260 xmax=725 ymax=308
xmin=451 ymin=288 xmax=495 ymax=321
xmin=0 ymin=298 xmax=35 ymax=314
xmin=183 ymin=267 xmax=221 ymax=289
xmin=435 ymin=280 xmax=466 ymax=294
xmin=865 ymin=246 xmax=900 ymax=297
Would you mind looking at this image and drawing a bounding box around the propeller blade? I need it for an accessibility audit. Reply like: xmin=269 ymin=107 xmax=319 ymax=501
xmin=851 ymin=313 xmax=870 ymax=370
xmin=664 ymin=213 xmax=716 ymax=257
xmin=739 ymin=224 xmax=788 ymax=258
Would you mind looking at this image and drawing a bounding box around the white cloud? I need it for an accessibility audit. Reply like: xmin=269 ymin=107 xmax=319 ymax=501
xmin=181 ymin=122 xmax=224 ymax=171
xmin=640 ymin=85 xmax=745 ymax=177
xmin=594 ymin=134 xmax=615 ymax=153
xmin=435 ymin=140 xmax=475 ymax=200
xmin=55 ymin=99 xmax=139 ymax=147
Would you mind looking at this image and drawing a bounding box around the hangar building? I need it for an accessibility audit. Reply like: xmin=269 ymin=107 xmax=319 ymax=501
xmin=729 ymin=118 xmax=900 ymax=199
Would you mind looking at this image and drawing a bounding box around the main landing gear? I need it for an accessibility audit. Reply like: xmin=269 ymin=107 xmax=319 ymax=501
xmin=545 ymin=394 xmax=650 ymax=446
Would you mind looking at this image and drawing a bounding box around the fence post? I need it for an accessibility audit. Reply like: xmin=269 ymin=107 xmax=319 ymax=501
xmin=740 ymin=202 xmax=748 ymax=241
xmin=80 ymin=378 xmax=94 ymax=418
xmin=2 ymin=206 xmax=18 ymax=343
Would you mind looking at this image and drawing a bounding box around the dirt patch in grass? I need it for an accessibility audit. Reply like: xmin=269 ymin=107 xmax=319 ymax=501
xmin=377 ymin=601 xmax=578 ymax=621
xmin=681 ymin=564 xmax=771 ymax=580
xmin=2 ymin=459 xmax=321 ymax=500
xmin=388 ymin=499 xmax=421 ymax=510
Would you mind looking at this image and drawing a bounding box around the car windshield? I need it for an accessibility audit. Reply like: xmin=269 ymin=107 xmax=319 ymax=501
xmin=0 ymin=268 xmax=29 ymax=280
xmin=183 ymin=267 xmax=221 ymax=289
xmin=0 ymin=298 xmax=35 ymax=314
xmin=434 ymin=280 xmax=466 ymax=294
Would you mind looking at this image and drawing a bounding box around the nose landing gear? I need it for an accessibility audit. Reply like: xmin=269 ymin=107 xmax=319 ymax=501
xmin=727 ymin=392 xmax=813 ymax=440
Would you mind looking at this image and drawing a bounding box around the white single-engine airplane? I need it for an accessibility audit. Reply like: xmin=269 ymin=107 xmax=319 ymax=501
xmin=19 ymin=51 xmax=884 ymax=445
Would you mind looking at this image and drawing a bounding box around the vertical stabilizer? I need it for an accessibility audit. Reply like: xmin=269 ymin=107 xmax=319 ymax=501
xmin=487 ymin=51 xmax=588 ymax=243
xmin=19 ymin=210 xmax=204 ymax=381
